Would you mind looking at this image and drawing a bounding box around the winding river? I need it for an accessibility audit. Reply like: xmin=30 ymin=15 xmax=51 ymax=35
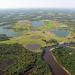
xmin=43 ymin=43 xmax=75 ymax=75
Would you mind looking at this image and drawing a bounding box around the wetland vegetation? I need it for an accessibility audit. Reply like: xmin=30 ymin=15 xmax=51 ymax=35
xmin=0 ymin=9 xmax=75 ymax=75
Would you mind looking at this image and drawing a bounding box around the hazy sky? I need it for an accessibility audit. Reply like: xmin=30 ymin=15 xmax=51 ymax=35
xmin=0 ymin=0 xmax=75 ymax=8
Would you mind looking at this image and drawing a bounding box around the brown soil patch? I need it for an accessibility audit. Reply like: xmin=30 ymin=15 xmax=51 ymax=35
xmin=0 ymin=59 xmax=14 ymax=71
xmin=25 ymin=44 xmax=41 ymax=50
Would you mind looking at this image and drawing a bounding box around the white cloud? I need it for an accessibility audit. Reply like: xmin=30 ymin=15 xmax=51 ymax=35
xmin=0 ymin=0 xmax=75 ymax=8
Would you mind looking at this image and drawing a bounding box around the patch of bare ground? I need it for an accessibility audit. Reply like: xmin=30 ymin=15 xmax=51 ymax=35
xmin=0 ymin=59 xmax=14 ymax=72
xmin=25 ymin=44 xmax=41 ymax=50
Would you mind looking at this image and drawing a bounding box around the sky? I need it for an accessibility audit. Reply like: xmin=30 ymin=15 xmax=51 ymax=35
xmin=0 ymin=0 xmax=75 ymax=9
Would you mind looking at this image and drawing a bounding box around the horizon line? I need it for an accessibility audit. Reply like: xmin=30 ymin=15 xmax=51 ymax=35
xmin=0 ymin=7 xmax=75 ymax=9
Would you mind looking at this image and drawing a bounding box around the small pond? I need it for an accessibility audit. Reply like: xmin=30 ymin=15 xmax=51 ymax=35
xmin=51 ymin=29 xmax=69 ymax=37
xmin=32 ymin=21 xmax=44 ymax=27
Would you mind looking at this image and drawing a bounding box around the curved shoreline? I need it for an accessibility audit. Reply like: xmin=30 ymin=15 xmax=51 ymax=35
xmin=43 ymin=43 xmax=75 ymax=75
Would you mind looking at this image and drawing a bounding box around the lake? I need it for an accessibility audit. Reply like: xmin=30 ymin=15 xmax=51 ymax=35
xmin=0 ymin=26 xmax=20 ymax=37
xmin=51 ymin=29 xmax=69 ymax=37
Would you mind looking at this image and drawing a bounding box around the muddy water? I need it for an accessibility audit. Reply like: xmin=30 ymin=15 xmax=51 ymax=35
xmin=43 ymin=47 xmax=70 ymax=75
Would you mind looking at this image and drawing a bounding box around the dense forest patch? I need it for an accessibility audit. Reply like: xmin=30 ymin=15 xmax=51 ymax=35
xmin=0 ymin=43 xmax=51 ymax=75
xmin=52 ymin=47 xmax=75 ymax=75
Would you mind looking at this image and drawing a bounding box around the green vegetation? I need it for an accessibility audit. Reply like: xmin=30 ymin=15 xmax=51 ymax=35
xmin=12 ymin=20 xmax=31 ymax=31
xmin=37 ymin=20 xmax=59 ymax=31
xmin=0 ymin=43 xmax=51 ymax=75
xmin=52 ymin=47 xmax=75 ymax=75
xmin=0 ymin=9 xmax=75 ymax=75
xmin=0 ymin=20 xmax=74 ymax=75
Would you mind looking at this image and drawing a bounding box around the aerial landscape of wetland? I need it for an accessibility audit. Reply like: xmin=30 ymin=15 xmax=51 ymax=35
xmin=0 ymin=0 xmax=75 ymax=75
xmin=0 ymin=8 xmax=75 ymax=75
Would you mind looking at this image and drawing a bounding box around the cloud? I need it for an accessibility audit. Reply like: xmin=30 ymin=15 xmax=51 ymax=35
xmin=0 ymin=0 xmax=75 ymax=8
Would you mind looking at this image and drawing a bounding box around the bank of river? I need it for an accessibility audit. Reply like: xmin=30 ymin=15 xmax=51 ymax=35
xmin=43 ymin=43 xmax=75 ymax=75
